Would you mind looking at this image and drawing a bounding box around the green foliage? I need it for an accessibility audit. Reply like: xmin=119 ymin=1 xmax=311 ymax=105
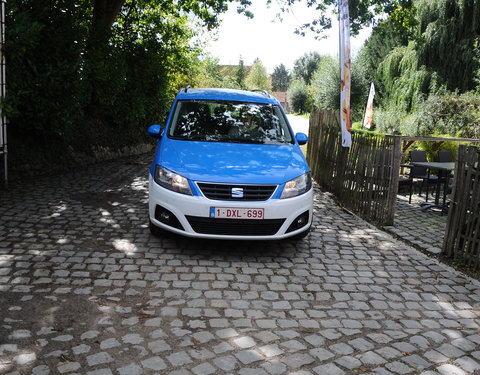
xmin=271 ymin=64 xmax=290 ymax=91
xmin=416 ymin=136 xmax=462 ymax=162
xmin=355 ymin=21 xmax=410 ymax=103
xmin=193 ymin=55 xmax=223 ymax=87
xmin=192 ymin=55 xmax=241 ymax=89
xmin=292 ymin=52 xmax=321 ymax=86
xmin=5 ymin=0 xmax=232 ymax=173
xmin=375 ymin=89 xmax=480 ymax=139
xmin=415 ymin=0 xmax=479 ymax=92
xmin=373 ymin=106 xmax=407 ymax=135
xmin=368 ymin=0 xmax=480 ymax=110
xmin=273 ymin=0 xmax=415 ymax=38
xmin=311 ymin=56 xmax=338 ymax=110
xmin=287 ymin=79 xmax=310 ymax=114
xmin=88 ymin=1 xmax=191 ymax=135
xmin=5 ymin=0 xmax=87 ymax=141
xmin=310 ymin=55 xmax=368 ymax=121
xmin=357 ymin=0 xmax=480 ymax=137
xmin=236 ymin=56 xmax=247 ymax=88
xmin=377 ymin=42 xmax=439 ymax=112
xmin=414 ymin=90 xmax=480 ymax=139
xmin=474 ymin=38 xmax=480 ymax=90
xmin=245 ymin=58 xmax=271 ymax=91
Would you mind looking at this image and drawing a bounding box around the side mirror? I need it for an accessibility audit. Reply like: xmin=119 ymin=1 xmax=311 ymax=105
xmin=148 ymin=124 xmax=163 ymax=138
xmin=296 ymin=132 xmax=308 ymax=145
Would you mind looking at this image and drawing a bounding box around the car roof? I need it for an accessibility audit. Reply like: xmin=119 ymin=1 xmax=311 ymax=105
xmin=175 ymin=88 xmax=279 ymax=105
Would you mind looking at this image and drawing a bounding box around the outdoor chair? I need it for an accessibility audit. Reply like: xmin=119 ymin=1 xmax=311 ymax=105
xmin=438 ymin=150 xmax=453 ymax=162
xmin=438 ymin=150 xmax=454 ymax=196
xmin=409 ymin=150 xmax=438 ymax=200
xmin=398 ymin=175 xmax=414 ymax=204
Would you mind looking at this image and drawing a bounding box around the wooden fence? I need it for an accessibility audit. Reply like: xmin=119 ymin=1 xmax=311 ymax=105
xmin=307 ymin=110 xmax=401 ymax=226
xmin=443 ymin=145 xmax=480 ymax=269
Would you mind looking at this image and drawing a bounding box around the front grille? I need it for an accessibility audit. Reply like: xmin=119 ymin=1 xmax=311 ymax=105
xmin=197 ymin=183 xmax=277 ymax=201
xmin=186 ymin=216 xmax=285 ymax=236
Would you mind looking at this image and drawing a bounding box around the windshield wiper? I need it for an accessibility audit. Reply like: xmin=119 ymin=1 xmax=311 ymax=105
xmin=187 ymin=134 xmax=208 ymax=141
xmin=221 ymin=137 xmax=265 ymax=144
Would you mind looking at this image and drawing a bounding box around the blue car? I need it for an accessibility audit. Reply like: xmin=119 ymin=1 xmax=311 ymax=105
xmin=148 ymin=88 xmax=313 ymax=240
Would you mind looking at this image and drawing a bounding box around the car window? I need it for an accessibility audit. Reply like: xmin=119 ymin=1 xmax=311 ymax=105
xmin=168 ymin=100 xmax=294 ymax=145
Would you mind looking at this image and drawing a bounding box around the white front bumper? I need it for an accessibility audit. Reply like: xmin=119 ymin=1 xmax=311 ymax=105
xmin=148 ymin=175 xmax=313 ymax=240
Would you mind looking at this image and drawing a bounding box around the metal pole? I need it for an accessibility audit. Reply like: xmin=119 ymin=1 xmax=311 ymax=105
xmin=1 ymin=0 xmax=6 ymax=188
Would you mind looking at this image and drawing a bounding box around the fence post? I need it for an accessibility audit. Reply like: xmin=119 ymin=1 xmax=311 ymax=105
xmin=442 ymin=144 xmax=465 ymax=257
xmin=306 ymin=111 xmax=315 ymax=166
xmin=385 ymin=136 xmax=401 ymax=225
xmin=334 ymin=138 xmax=348 ymax=197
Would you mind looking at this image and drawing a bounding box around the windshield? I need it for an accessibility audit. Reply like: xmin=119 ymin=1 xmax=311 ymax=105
xmin=168 ymin=100 xmax=294 ymax=145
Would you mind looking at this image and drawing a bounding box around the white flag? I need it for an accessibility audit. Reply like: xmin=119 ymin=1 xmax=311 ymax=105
xmin=363 ymin=82 xmax=375 ymax=129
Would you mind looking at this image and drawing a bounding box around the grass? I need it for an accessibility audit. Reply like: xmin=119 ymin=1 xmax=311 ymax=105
xmin=291 ymin=112 xmax=310 ymax=119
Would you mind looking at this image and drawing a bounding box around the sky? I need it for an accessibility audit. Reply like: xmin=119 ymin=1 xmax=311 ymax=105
xmin=205 ymin=1 xmax=372 ymax=73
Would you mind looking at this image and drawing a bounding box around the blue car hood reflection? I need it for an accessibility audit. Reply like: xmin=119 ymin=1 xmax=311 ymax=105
xmin=156 ymin=139 xmax=309 ymax=185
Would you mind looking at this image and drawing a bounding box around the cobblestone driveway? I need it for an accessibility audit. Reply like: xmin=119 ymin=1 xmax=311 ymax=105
xmin=1 ymin=154 xmax=480 ymax=375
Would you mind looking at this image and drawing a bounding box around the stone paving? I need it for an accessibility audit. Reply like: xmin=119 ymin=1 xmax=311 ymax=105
xmin=385 ymin=193 xmax=448 ymax=255
xmin=1 ymin=153 xmax=480 ymax=375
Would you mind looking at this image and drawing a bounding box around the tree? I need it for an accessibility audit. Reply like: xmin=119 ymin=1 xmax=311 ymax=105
xmin=271 ymin=64 xmax=290 ymax=91
xmin=5 ymin=0 xmax=252 ymax=173
xmin=311 ymin=55 xmax=367 ymax=119
xmin=370 ymin=0 xmax=480 ymax=112
xmin=415 ymin=0 xmax=480 ymax=93
xmin=357 ymin=0 xmax=480 ymax=135
xmin=355 ymin=20 xmax=409 ymax=98
xmin=292 ymin=52 xmax=322 ymax=86
xmin=84 ymin=0 xmax=254 ymax=108
xmin=89 ymin=0 xmax=253 ymax=47
xmin=273 ymin=0 xmax=415 ymax=37
xmin=236 ymin=56 xmax=247 ymax=88
xmin=192 ymin=55 xmax=242 ymax=89
xmin=245 ymin=58 xmax=271 ymax=91
xmin=287 ymin=79 xmax=310 ymax=113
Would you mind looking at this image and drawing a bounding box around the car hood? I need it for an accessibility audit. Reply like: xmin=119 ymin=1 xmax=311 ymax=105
xmin=155 ymin=139 xmax=309 ymax=185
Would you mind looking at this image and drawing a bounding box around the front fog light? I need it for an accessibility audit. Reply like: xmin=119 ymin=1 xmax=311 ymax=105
xmin=286 ymin=211 xmax=310 ymax=233
xmin=281 ymin=172 xmax=312 ymax=199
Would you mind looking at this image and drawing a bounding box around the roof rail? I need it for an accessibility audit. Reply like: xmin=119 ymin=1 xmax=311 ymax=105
xmin=184 ymin=85 xmax=191 ymax=93
xmin=251 ymin=89 xmax=270 ymax=97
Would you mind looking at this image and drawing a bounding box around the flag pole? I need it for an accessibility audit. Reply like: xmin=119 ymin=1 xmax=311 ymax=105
xmin=339 ymin=0 xmax=352 ymax=148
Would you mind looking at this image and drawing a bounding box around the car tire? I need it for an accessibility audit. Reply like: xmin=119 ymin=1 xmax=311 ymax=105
xmin=149 ymin=220 xmax=167 ymax=237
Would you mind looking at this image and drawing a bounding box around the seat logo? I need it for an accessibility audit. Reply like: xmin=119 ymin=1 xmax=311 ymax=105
xmin=232 ymin=188 xmax=244 ymax=198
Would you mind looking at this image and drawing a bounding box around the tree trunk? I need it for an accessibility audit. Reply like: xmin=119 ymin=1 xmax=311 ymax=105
xmin=85 ymin=0 xmax=125 ymax=117
xmin=92 ymin=0 xmax=125 ymax=39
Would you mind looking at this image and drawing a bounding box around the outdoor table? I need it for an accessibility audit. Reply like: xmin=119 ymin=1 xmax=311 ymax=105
xmin=410 ymin=161 xmax=455 ymax=213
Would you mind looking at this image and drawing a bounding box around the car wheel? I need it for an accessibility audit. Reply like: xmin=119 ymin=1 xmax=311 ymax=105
xmin=149 ymin=220 xmax=167 ymax=237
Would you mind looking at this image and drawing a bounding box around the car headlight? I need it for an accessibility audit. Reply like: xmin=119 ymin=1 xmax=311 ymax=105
xmin=154 ymin=165 xmax=192 ymax=195
xmin=281 ymin=172 xmax=312 ymax=199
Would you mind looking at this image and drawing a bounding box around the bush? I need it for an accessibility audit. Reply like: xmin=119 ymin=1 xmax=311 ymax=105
xmin=414 ymin=90 xmax=480 ymax=138
xmin=287 ymin=79 xmax=310 ymax=114
xmin=5 ymin=1 xmax=86 ymax=143
xmin=311 ymin=57 xmax=338 ymax=111
xmin=377 ymin=43 xmax=439 ymax=113
xmin=373 ymin=106 xmax=406 ymax=134
xmin=375 ymin=89 xmax=480 ymax=139
xmin=416 ymin=136 xmax=464 ymax=162
xmin=4 ymin=0 xmax=198 ymax=175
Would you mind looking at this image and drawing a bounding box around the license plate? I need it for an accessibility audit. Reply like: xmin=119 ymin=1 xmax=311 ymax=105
xmin=210 ymin=207 xmax=264 ymax=220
